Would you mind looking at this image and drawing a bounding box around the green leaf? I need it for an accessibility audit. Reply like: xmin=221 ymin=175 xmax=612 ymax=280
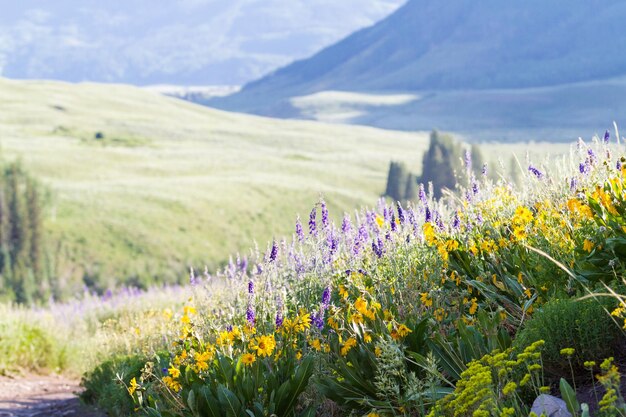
xmin=559 ymin=378 xmax=580 ymax=417
xmin=196 ymin=386 xmax=222 ymax=417
xmin=275 ymin=356 xmax=315 ymax=416
xmin=187 ymin=389 xmax=197 ymax=415
xmin=580 ymin=403 xmax=590 ymax=417
xmin=217 ymin=385 xmax=243 ymax=417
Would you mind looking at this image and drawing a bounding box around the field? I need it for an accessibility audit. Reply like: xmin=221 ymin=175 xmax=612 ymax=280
xmin=0 ymin=77 xmax=436 ymax=288
xmin=63 ymin=136 xmax=626 ymax=416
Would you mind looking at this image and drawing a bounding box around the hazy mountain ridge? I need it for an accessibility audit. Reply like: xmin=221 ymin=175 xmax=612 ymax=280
xmin=0 ymin=0 xmax=404 ymax=85
xmin=212 ymin=0 xmax=626 ymax=140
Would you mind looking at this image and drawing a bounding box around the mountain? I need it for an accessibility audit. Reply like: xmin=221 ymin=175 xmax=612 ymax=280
xmin=0 ymin=0 xmax=404 ymax=85
xmin=212 ymin=0 xmax=626 ymax=141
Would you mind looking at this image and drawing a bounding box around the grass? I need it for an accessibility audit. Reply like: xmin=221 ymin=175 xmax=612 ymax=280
xmin=0 ymin=77 xmax=434 ymax=288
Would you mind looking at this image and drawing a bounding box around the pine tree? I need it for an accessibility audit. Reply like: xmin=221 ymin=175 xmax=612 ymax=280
xmin=384 ymin=161 xmax=409 ymax=202
xmin=404 ymin=173 xmax=418 ymax=201
xmin=419 ymin=130 xmax=461 ymax=198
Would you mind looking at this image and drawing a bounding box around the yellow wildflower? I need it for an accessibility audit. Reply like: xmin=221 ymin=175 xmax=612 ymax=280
xmin=249 ymin=334 xmax=276 ymax=357
xmin=340 ymin=337 xmax=357 ymax=356
xmin=241 ymin=353 xmax=256 ymax=366
xmin=128 ymin=377 xmax=138 ymax=396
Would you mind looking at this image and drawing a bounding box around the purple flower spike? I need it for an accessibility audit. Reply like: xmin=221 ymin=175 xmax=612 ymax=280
xmin=269 ymin=241 xmax=278 ymax=262
xmin=309 ymin=207 xmax=317 ymax=236
xmin=397 ymin=202 xmax=405 ymax=224
xmin=321 ymin=200 xmax=329 ymax=228
xmin=452 ymin=212 xmax=461 ymax=230
xmin=248 ymin=280 xmax=254 ymax=295
xmin=341 ymin=213 xmax=352 ymax=234
xmin=322 ymin=286 xmax=331 ymax=307
xmin=528 ymin=165 xmax=543 ymax=179
xmin=482 ymin=163 xmax=488 ymax=177
xmin=425 ymin=206 xmax=432 ymax=223
xmin=390 ymin=214 xmax=397 ymax=232
xmin=617 ymin=160 xmax=622 ymax=171
xmin=295 ymin=217 xmax=305 ymax=242
xmin=246 ymin=304 xmax=255 ymax=325
xmin=419 ymin=183 xmax=427 ymax=205
xmin=604 ymin=130 xmax=610 ymax=144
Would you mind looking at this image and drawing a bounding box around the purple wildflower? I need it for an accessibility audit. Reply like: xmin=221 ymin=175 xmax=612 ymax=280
xmin=341 ymin=213 xmax=352 ymax=234
xmin=295 ymin=217 xmax=305 ymax=241
xmin=309 ymin=207 xmax=317 ymax=235
xmin=322 ymin=286 xmax=331 ymax=307
xmin=248 ymin=280 xmax=254 ymax=295
xmin=579 ymin=162 xmax=589 ymax=175
xmin=604 ymin=130 xmax=610 ymax=144
xmin=570 ymin=178 xmax=577 ymax=191
xmin=452 ymin=212 xmax=461 ymax=230
xmin=321 ymin=200 xmax=329 ymax=229
xmin=397 ymin=202 xmax=405 ymax=224
xmin=528 ymin=165 xmax=543 ymax=179
xmin=390 ymin=214 xmax=397 ymax=232
xmin=256 ymin=264 xmax=263 ymax=275
xmin=618 ymin=160 xmax=623 ymax=171
xmin=482 ymin=163 xmax=488 ymax=177
xmin=269 ymin=241 xmax=278 ymax=262
xmin=472 ymin=178 xmax=479 ymax=195
xmin=419 ymin=183 xmax=427 ymax=204
xmin=372 ymin=238 xmax=383 ymax=258
xmin=246 ymin=304 xmax=255 ymax=325
xmin=464 ymin=149 xmax=472 ymax=173
xmin=587 ymin=148 xmax=596 ymax=165
xmin=425 ymin=206 xmax=432 ymax=223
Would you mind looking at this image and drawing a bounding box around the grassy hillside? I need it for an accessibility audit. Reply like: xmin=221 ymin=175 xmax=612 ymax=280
xmin=0 ymin=77 xmax=434 ymax=289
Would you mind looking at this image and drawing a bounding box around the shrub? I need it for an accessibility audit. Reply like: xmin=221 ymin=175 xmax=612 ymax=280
xmin=514 ymin=297 xmax=624 ymax=380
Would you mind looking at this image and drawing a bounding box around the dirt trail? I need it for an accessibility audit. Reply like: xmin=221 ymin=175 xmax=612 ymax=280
xmin=0 ymin=375 xmax=105 ymax=417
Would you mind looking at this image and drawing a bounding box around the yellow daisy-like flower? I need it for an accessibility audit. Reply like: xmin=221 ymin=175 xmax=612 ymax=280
xmin=249 ymin=334 xmax=276 ymax=357
xmin=583 ymin=239 xmax=594 ymax=252
xmin=340 ymin=337 xmax=357 ymax=356
xmin=309 ymin=338 xmax=322 ymax=351
xmin=397 ymin=324 xmax=412 ymax=337
xmin=168 ymin=366 xmax=181 ymax=378
xmin=241 ymin=353 xmax=256 ymax=366
xmin=354 ymin=297 xmax=368 ymax=314
xmin=163 ymin=376 xmax=182 ymax=392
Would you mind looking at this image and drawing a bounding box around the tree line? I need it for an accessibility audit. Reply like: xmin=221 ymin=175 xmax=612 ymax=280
xmin=0 ymin=161 xmax=49 ymax=304
xmin=384 ymin=130 xmax=485 ymax=201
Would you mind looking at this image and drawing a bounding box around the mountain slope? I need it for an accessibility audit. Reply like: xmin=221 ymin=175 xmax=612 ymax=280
xmin=212 ymin=0 xmax=626 ymax=136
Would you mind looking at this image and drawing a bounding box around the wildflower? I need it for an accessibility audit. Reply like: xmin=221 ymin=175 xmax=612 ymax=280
xmin=469 ymin=298 xmax=478 ymax=315
xmin=128 ymin=377 xmax=138 ymax=396
xmin=604 ymin=129 xmax=611 ymax=144
xmin=168 ymin=366 xmax=181 ymax=378
xmin=163 ymin=376 xmax=182 ymax=392
xmin=420 ymin=292 xmax=433 ymax=307
xmin=528 ymin=165 xmax=544 ymax=179
xmin=560 ymin=348 xmax=575 ymax=357
xmin=338 ymin=285 xmax=349 ymax=299
xmin=309 ymin=338 xmax=322 ymax=351
xmin=241 ymin=353 xmax=256 ymax=366
xmin=249 ymin=334 xmax=276 ymax=357
xmin=295 ymin=217 xmax=304 ymax=241
xmin=583 ymin=239 xmax=594 ymax=252
xmin=246 ymin=303 xmax=255 ymax=326
xmin=502 ymin=381 xmax=517 ymax=396
xmin=269 ymin=240 xmax=278 ymax=262
xmin=341 ymin=213 xmax=352 ymax=234
xmin=321 ymin=200 xmax=329 ymax=228
xmin=397 ymin=324 xmax=412 ymax=337
xmin=584 ymin=361 xmax=596 ymax=369
xmin=340 ymin=337 xmax=357 ymax=356
xmin=308 ymin=207 xmax=317 ymax=235
xmin=423 ymin=222 xmax=435 ymax=245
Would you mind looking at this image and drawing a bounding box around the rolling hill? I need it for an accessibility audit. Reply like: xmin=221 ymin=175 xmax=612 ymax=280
xmin=0 ymin=77 xmax=433 ymax=290
xmin=212 ymin=0 xmax=626 ymax=141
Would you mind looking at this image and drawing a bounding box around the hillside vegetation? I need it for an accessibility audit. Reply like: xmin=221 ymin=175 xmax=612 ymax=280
xmin=0 ymin=77 xmax=438 ymax=291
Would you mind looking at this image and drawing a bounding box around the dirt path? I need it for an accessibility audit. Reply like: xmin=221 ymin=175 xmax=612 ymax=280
xmin=0 ymin=375 xmax=105 ymax=417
